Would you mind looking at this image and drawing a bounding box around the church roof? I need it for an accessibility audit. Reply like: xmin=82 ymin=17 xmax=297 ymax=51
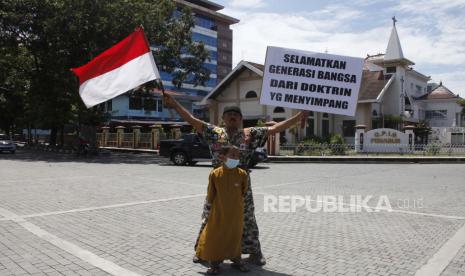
xmin=201 ymin=59 xmax=397 ymax=104
xmin=200 ymin=60 xmax=263 ymax=104
xmin=385 ymin=21 xmax=405 ymax=61
xmin=358 ymin=70 xmax=394 ymax=102
xmin=371 ymin=18 xmax=414 ymax=66
xmin=415 ymin=83 xmax=460 ymax=100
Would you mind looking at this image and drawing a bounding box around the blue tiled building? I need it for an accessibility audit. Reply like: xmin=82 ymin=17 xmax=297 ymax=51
xmin=106 ymin=0 xmax=239 ymax=127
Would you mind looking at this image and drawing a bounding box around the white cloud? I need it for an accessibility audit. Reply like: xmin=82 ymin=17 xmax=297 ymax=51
xmin=429 ymin=70 xmax=465 ymax=95
xmin=228 ymin=10 xmax=389 ymax=64
xmin=229 ymin=0 xmax=265 ymax=9
xmin=223 ymin=2 xmax=465 ymax=96
xmin=394 ymin=0 xmax=465 ymax=14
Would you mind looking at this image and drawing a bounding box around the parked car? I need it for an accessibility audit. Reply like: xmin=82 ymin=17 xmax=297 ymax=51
xmin=248 ymin=147 xmax=268 ymax=168
xmin=159 ymin=133 xmax=211 ymax=165
xmin=159 ymin=133 xmax=268 ymax=167
xmin=0 ymin=134 xmax=16 ymax=153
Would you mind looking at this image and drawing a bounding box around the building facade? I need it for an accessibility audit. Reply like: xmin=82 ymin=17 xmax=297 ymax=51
xmin=104 ymin=0 xmax=238 ymax=127
xmin=201 ymin=19 xmax=464 ymax=144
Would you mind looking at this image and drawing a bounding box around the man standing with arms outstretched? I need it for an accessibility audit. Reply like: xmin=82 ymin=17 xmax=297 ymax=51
xmin=163 ymin=93 xmax=308 ymax=265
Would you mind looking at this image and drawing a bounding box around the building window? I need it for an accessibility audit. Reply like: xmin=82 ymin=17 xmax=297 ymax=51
xmin=415 ymin=85 xmax=422 ymax=94
xmin=386 ymin=66 xmax=396 ymax=73
xmin=245 ymin=91 xmax=258 ymax=98
xmin=425 ymin=110 xmax=447 ymax=120
xmin=323 ymin=113 xmax=329 ymax=118
xmin=194 ymin=14 xmax=216 ymax=30
xmin=129 ymin=97 xmax=164 ymax=112
xmin=342 ymin=120 xmax=356 ymax=137
xmin=404 ymin=96 xmax=411 ymax=105
xmin=192 ymin=33 xmax=217 ymax=47
xmin=273 ymin=107 xmax=285 ymax=113
xmin=129 ymin=97 xmax=142 ymax=110
xmin=157 ymin=100 xmax=163 ymax=112
xmin=210 ymin=51 xmax=217 ymax=60
xmin=372 ymin=119 xmax=379 ymax=129
xmin=306 ymin=118 xmax=314 ymax=137
xmin=144 ymin=98 xmax=157 ymax=111
xmin=322 ymin=119 xmax=330 ymax=137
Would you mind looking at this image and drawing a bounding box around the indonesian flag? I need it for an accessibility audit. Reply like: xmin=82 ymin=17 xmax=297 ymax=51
xmin=71 ymin=27 xmax=160 ymax=108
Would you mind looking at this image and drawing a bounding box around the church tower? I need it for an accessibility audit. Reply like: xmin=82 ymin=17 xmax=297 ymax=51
xmin=372 ymin=17 xmax=415 ymax=117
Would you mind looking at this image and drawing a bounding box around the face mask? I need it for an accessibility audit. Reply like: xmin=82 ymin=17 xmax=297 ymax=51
xmin=225 ymin=158 xmax=239 ymax=169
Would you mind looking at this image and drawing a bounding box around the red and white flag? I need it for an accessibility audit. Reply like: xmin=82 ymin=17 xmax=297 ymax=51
xmin=71 ymin=27 xmax=160 ymax=108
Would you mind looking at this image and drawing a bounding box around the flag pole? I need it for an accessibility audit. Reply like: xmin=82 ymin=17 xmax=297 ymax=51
xmin=139 ymin=25 xmax=174 ymax=120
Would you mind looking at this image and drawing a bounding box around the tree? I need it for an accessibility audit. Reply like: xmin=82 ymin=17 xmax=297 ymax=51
xmin=458 ymin=99 xmax=465 ymax=114
xmin=0 ymin=0 xmax=210 ymax=144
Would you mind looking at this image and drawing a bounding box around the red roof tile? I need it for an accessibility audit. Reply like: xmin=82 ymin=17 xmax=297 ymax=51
xmin=358 ymin=71 xmax=392 ymax=101
xmin=416 ymin=84 xmax=459 ymax=100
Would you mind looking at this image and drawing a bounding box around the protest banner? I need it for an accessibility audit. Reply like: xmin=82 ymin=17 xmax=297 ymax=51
xmin=260 ymin=46 xmax=364 ymax=116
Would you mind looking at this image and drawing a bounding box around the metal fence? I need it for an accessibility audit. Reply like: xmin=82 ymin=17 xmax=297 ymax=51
xmin=279 ymin=143 xmax=465 ymax=156
xmin=121 ymin=133 xmax=133 ymax=148
xmin=139 ymin=133 xmax=152 ymax=149
xmin=107 ymin=133 xmax=117 ymax=147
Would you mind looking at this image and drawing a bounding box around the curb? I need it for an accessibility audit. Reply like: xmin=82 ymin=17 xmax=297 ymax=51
xmin=267 ymin=156 xmax=465 ymax=163
xmin=99 ymin=147 xmax=159 ymax=154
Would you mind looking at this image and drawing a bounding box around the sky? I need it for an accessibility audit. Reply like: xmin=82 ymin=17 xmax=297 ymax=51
xmin=214 ymin=0 xmax=465 ymax=97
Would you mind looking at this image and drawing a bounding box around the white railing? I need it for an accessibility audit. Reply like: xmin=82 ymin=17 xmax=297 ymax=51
xmin=279 ymin=143 xmax=465 ymax=156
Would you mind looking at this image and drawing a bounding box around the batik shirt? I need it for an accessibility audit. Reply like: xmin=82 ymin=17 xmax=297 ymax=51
xmin=200 ymin=123 xmax=269 ymax=169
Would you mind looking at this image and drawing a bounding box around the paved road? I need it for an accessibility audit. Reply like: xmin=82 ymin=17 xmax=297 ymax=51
xmin=0 ymin=150 xmax=464 ymax=275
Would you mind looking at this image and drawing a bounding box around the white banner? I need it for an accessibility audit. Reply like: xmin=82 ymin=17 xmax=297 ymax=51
xmin=260 ymin=46 xmax=364 ymax=116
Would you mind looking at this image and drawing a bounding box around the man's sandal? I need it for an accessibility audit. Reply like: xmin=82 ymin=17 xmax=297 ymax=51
xmin=192 ymin=255 xmax=202 ymax=263
xmin=206 ymin=266 xmax=220 ymax=275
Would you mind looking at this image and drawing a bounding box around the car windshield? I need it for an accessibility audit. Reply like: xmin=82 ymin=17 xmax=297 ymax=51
xmin=0 ymin=134 xmax=11 ymax=140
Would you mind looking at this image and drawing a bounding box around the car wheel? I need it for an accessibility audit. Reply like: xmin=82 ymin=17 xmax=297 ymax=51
xmin=172 ymin=151 xmax=187 ymax=165
xmin=248 ymin=161 xmax=257 ymax=168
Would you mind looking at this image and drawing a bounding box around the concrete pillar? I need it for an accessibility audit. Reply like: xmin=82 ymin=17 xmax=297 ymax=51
xmin=171 ymin=124 xmax=182 ymax=140
xmin=150 ymin=125 xmax=162 ymax=150
xmin=404 ymin=125 xmax=415 ymax=152
xmin=132 ymin=125 xmax=142 ymax=149
xmin=265 ymin=121 xmax=280 ymax=156
xmin=116 ymin=126 xmax=125 ymax=148
xmin=101 ymin=126 xmax=110 ymax=147
xmin=355 ymin=125 xmax=367 ymax=153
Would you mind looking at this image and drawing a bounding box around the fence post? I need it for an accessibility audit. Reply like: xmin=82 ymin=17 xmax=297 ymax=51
xmin=355 ymin=125 xmax=366 ymax=153
xmin=171 ymin=124 xmax=182 ymax=140
xmin=116 ymin=126 xmax=125 ymax=148
xmin=404 ymin=125 xmax=415 ymax=153
xmin=150 ymin=125 xmax=162 ymax=150
xmin=101 ymin=126 xmax=110 ymax=147
xmin=132 ymin=125 xmax=141 ymax=149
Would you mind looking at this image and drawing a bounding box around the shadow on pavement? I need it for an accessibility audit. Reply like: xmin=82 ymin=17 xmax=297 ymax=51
xmin=195 ymin=263 xmax=292 ymax=276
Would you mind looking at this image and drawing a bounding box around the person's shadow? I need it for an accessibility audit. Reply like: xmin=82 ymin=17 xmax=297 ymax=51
xmin=196 ymin=261 xmax=292 ymax=275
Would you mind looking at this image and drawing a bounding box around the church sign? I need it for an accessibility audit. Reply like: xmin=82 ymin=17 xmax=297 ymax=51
xmin=260 ymin=46 xmax=364 ymax=116
xmin=363 ymin=128 xmax=412 ymax=153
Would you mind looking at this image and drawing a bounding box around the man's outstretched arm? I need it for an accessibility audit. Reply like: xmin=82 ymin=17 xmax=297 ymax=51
xmin=162 ymin=92 xmax=205 ymax=131
xmin=267 ymin=110 xmax=309 ymax=135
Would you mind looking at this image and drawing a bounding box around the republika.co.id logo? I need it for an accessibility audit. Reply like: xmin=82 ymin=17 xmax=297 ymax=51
xmin=263 ymin=195 xmax=398 ymax=213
